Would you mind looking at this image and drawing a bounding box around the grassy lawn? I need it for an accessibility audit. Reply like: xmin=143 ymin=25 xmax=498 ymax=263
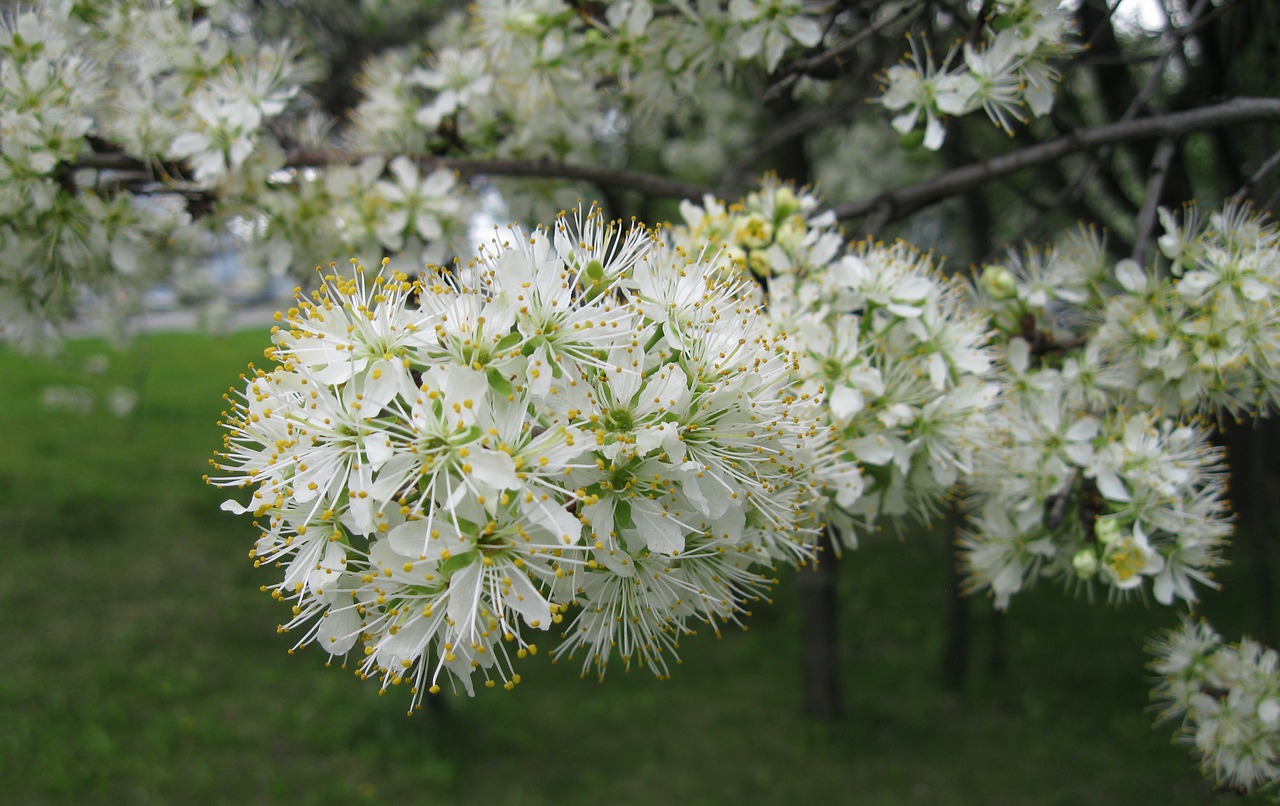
xmin=0 ymin=329 xmax=1267 ymax=804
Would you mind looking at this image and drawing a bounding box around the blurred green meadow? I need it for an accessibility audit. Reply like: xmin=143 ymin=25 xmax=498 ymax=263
xmin=0 ymin=330 xmax=1267 ymax=804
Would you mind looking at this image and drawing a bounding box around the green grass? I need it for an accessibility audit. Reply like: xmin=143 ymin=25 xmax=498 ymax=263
xmin=0 ymin=330 xmax=1267 ymax=804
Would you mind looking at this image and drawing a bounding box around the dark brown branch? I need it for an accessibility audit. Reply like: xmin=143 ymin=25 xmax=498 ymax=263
xmin=1130 ymin=0 xmax=1215 ymax=115
xmin=76 ymin=151 xmax=715 ymax=202
xmin=831 ymin=97 xmax=1280 ymax=224
xmin=1001 ymin=105 xmax=1121 ymax=251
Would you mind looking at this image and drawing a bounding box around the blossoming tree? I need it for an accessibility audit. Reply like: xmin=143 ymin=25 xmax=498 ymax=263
xmin=4 ymin=0 xmax=1280 ymax=795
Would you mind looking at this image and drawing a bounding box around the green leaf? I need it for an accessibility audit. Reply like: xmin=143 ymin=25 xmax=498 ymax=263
xmin=494 ymin=331 xmax=523 ymax=353
xmin=440 ymin=551 xmax=476 ymax=576
xmin=613 ymin=498 xmax=632 ymax=534
xmin=452 ymin=516 xmax=479 ymax=535
xmin=486 ymin=367 xmax=514 ymax=397
xmin=644 ymin=325 xmax=664 ymax=354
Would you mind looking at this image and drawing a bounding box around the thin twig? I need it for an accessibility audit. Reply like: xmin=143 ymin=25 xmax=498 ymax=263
xmin=717 ymin=103 xmax=861 ymax=198
xmin=761 ymin=2 xmax=923 ymax=105
xmin=1054 ymin=0 xmax=1212 ymax=214
xmin=831 ymin=97 xmax=1280 ymax=224
xmin=1129 ymin=0 xmax=1215 ymax=114
xmin=1233 ymin=146 xmax=1280 ymax=201
xmin=1261 ymin=185 xmax=1280 ymax=215
xmin=1132 ymin=137 xmax=1178 ymax=264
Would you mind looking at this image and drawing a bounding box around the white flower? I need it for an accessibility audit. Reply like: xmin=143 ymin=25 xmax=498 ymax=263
xmin=729 ymin=0 xmax=824 ymax=73
xmin=958 ymin=31 xmax=1028 ymax=135
xmin=879 ymin=40 xmax=969 ymax=150
xmin=1099 ymin=521 xmax=1164 ymax=590
xmin=1151 ymin=620 xmax=1280 ymax=793
xmin=373 ymin=156 xmax=457 ymax=258
xmin=411 ymin=47 xmax=494 ymax=129
xmin=213 ymin=207 xmax=834 ymax=703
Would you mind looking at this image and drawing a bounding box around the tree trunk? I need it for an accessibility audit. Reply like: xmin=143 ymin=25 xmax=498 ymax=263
xmin=1263 ymin=418 xmax=1280 ymax=648
xmin=1232 ymin=418 xmax=1278 ymax=645
xmin=941 ymin=503 xmax=970 ymax=690
xmin=986 ymin=609 xmax=1006 ymax=676
xmin=1222 ymin=418 xmax=1277 ymax=645
xmin=757 ymin=91 xmax=840 ymax=720
xmin=798 ymin=528 xmax=842 ymax=720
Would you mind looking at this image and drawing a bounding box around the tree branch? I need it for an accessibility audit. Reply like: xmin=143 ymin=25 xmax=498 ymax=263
xmin=1234 ymin=146 xmax=1280 ymax=202
xmin=717 ymin=102 xmax=861 ymax=198
xmin=1132 ymin=137 xmax=1178 ymax=265
xmin=760 ymin=2 xmax=923 ymax=105
xmin=76 ymin=151 xmax=715 ymax=203
xmin=831 ymin=97 xmax=1280 ymax=224
xmin=1055 ymin=0 xmax=1209 ymax=213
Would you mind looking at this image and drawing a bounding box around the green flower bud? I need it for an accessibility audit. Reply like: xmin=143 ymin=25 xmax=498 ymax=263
xmin=980 ymin=265 xmax=1018 ymax=301
xmin=747 ymin=250 xmax=773 ymax=278
xmin=1072 ymin=548 xmax=1099 ymax=579
xmin=1094 ymin=515 xmax=1124 ymax=546
xmin=898 ymin=129 xmax=926 ymax=150
xmin=773 ymin=187 xmax=802 ymax=220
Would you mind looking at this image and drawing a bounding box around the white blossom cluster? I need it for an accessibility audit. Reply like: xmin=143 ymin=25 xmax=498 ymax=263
xmin=345 ymin=0 xmax=831 ymax=210
xmin=962 ymin=223 xmax=1235 ymax=610
xmin=958 ymin=205 xmax=1280 ymax=794
xmin=0 ymin=0 xmax=1090 ymax=343
xmin=1151 ymin=620 xmax=1280 ymax=796
xmin=1094 ymin=203 xmax=1280 ymax=418
xmin=245 ymin=155 xmax=475 ymax=278
xmin=962 ymin=345 xmax=1230 ymax=609
xmin=671 ymin=177 xmax=843 ymax=281
xmin=778 ymin=241 xmax=998 ymax=543
xmin=0 ymin=12 xmax=97 ymax=177
xmin=672 ymin=182 xmax=996 ymax=546
xmin=0 ymin=2 xmax=492 ymax=341
xmin=879 ymin=0 xmax=1076 ymax=149
xmin=78 ymin=1 xmax=310 ymax=183
xmin=210 ymin=208 xmax=844 ymax=706
xmin=0 ymin=1 xmax=309 ymax=341
xmin=0 ymin=7 xmax=175 ymax=343
xmin=970 ymin=225 xmax=1113 ymax=343
xmin=960 ymin=206 xmax=1280 ymax=614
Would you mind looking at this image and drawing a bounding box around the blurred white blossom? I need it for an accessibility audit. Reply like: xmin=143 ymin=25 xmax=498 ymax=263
xmin=1151 ymin=620 xmax=1280 ymax=794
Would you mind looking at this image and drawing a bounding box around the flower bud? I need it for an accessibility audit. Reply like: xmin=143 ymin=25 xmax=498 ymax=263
xmin=979 ymin=264 xmax=1018 ymax=300
xmin=747 ymin=250 xmax=773 ymax=278
xmin=1072 ymin=548 xmax=1098 ymax=579
xmin=1094 ymin=515 xmax=1123 ymax=545
xmin=773 ymin=187 xmax=802 ymax=220
xmin=774 ymin=215 xmax=806 ymax=251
